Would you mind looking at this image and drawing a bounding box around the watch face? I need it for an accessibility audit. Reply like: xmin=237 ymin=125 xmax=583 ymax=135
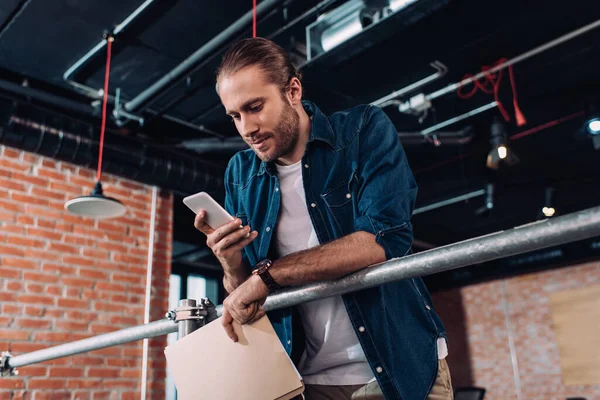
xmin=255 ymin=259 xmax=271 ymax=271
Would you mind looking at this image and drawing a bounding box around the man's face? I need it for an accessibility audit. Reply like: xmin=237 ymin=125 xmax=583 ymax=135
xmin=218 ymin=66 xmax=300 ymax=163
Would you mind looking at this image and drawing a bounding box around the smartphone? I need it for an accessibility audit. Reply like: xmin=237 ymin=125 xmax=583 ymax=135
xmin=183 ymin=192 xmax=235 ymax=230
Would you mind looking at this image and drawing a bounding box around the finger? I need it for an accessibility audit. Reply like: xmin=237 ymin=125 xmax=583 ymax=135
xmin=221 ymin=308 xmax=238 ymax=342
xmin=227 ymin=230 xmax=259 ymax=252
xmin=249 ymin=308 xmax=266 ymax=324
xmin=209 ymin=218 xmax=243 ymax=244
xmin=215 ymin=226 xmax=252 ymax=252
xmin=194 ymin=210 xmax=215 ymax=235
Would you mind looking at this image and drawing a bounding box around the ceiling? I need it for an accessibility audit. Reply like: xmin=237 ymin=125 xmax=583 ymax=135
xmin=1 ymin=0 xmax=599 ymax=278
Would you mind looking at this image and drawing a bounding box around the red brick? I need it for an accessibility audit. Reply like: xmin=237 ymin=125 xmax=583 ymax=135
xmin=66 ymin=287 xmax=80 ymax=297
xmin=10 ymin=192 xmax=48 ymax=207
xmin=64 ymin=234 xmax=94 ymax=246
xmin=2 ymin=304 xmax=21 ymax=314
xmin=46 ymin=285 xmax=62 ymax=295
xmin=48 ymin=367 xmax=84 ymax=377
xmin=1 ymin=224 xmax=25 ymax=235
xmin=77 ymin=168 xmax=95 ymax=179
xmin=15 ymin=318 xmax=52 ymax=329
xmin=95 ymin=282 xmax=126 ymax=292
xmin=111 ymin=294 xmax=128 ymax=303
xmin=0 ymin=198 xmax=25 ymax=213
xmin=23 ymin=272 xmax=59 ymax=283
xmin=41 ymin=159 xmax=56 ymax=169
xmin=0 ymin=158 xmax=29 ymax=172
xmin=0 ymin=267 xmax=21 ymax=279
xmin=49 ymin=181 xmax=83 ymax=195
xmin=17 ymin=294 xmax=54 ymax=306
xmin=2 ymin=147 xmax=21 ymax=158
xmin=54 ymin=222 xmax=72 ymax=231
xmin=62 ymin=256 xmax=96 ymax=267
xmin=8 ymin=342 xmax=46 ymax=352
xmin=33 ymin=332 xmax=72 ymax=342
xmin=0 ymin=292 xmax=16 ymax=302
xmin=88 ymin=368 xmax=120 ymax=378
xmin=57 ymin=298 xmax=89 ymax=309
xmin=48 ymin=242 xmax=79 ymax=254
xmin=35 ymin=167 xmax=65 ymax=181
xmin=37 ymin=218 xmax=57 ymax=229
xmin=65 ymin=311 xmax=98 ymax=322
xmin=42 ymin=263 xmax=76 ymax=275
xmin=17 ymin=215 xmax=35 ymax=225
xmin=113 ymin=273 xmax=141 ymax=285
xmin=68 ymin=176 xmax=94 ymax=189
xmin=25 ymin=283 xmax=44 ymax=293
xmin=24 ymin=306 xmax=45 ymax=317
xmin=0 ymin=178 xmax=26 ymax=192
xmin=15 ymin=366 xmax=47 ymax=377
xmin=93 ymin=302 xmax=123 ymax=313
xmin=24 ymin=206 xmax=62 ymax=220
xmin=11 ymin=171 xmax=48 ymax=187
xmin=55 ymin=321 xmax=89 ymax=331
xmin=62 ymin=213 xmax=95 ymax=227
xmin=25 ymin=249 xmax=61 ymax=261
xmin=70 ymin=355 xmax=104 ymax=365
xmin=122 ymin=369 xmax=141 ymax=378
xmin=90 ymin=324 xmax=119 ymax=334
xmin=7 ymin=236 xmax=45 ymax=248
xmin=0 ymin=379 xmax=24 ymax=389
xmin=61 ymin=277 xmax=95 ymax=288
xmin=109 ymin=315 xmax=138 ymax=326
xmin=81 ymin=248 xmax=110 ymax=259
xmin=1 ymin=257 xmax=37 ymax=269
xmin=25 ymin=227 xmax=62 ymax=241
xmin=79 ymin=268 xmax=109 ymax=280
xmin=97 ymin=241 xmax=128 ymax=253
xmin=6 ymin=280 xmax=23 ymax=291
xmin=22 ymin=153 xmax=37 ymax=163
xmin=0 ymin=245 xmax=25 ymax=257
xmin=66 ymin=379 xmax=103 ymax=389
xmin=0 ymin=329 xmax=30 ymax=340
xmin=27 ymin=378 xmax=67 ymax=389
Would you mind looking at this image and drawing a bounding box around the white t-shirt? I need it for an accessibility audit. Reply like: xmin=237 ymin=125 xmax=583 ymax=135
xmin=274 ymin=161 xmax=373 ymax=385
xmin=273 ymin=160 xmax=448 ymax=386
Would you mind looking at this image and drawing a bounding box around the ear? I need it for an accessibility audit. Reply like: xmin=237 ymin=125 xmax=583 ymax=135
xmin=287 ymin=77 xmax=303 ymax=106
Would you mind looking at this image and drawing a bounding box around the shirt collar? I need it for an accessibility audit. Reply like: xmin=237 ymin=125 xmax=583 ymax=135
xmin=258 ymin=100 xmax=335 ymax=176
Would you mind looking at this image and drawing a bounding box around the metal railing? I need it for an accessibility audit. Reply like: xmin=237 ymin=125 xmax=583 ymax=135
xmin=2 ymin=205 xmax=600 ymax=375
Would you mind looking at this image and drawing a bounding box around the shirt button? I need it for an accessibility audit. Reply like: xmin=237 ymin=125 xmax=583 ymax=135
xmin=311 ymin=203 xmax=316 ymax=208
xmin=346 ymin=193 xmax=351 ymax=199
xmin=266 ymin=227 xmax=271 ymax=232
xmin=376 ymin=366 xmax=383 ymax=374
xmin=304 ymin=164 xmax=309 ymax=169
xmin=425 ymin=305 xmax=431 ymax=310
xmin=275 ymin=187 xmax=279 ymax=192
xmin=287 ymin=340 xmax=291 ymax=345
xmin=358 ymin=326 xmax=365 ymax=333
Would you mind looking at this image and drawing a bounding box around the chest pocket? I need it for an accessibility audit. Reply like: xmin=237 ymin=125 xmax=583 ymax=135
xmin=321 ymin=170 xmax=358 ymax=233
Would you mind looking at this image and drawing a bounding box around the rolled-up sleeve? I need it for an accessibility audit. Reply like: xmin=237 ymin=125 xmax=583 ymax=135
xmin=353 ymin=106 xmax=417 ymax=260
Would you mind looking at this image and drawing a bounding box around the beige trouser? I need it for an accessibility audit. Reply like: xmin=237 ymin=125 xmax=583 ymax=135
xmin=302 ymin=359 xmax=453 ymax=400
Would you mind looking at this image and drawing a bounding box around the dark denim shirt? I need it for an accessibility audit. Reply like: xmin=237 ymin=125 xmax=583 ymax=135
xmin=224 ymin=100 xmax=446 ymax=400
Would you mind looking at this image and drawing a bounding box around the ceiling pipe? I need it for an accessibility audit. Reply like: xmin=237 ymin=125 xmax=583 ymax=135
xmin=1 ymin=114 xmax=224 ymax=195
xmin=123 ymin=0 xmax=286 ymax=113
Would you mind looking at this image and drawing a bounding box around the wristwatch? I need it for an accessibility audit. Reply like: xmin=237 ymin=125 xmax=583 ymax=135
xmin=252 ymin=259 xmax=281 ymax=292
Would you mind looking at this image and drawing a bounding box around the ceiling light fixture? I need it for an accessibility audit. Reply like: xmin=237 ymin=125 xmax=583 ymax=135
xmin=541 ymin=187 xmax=556 ymax=218
xmin=486 ymin=117 xmax=519 ymax=170
xmin=64 ymin=36 xmax=126 ymax=219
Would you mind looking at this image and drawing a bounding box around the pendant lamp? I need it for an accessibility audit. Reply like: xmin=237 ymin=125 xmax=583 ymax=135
xmin=64 ymin=36 xmax=126 ymax=219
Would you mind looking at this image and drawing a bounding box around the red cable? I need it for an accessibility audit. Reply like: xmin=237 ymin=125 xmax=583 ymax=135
xmin=457 ymin=58 xmax=527 ymax=126
xmin=253 ymin=0 xmax=257 ymax=38
xmin=97 ymin=37 xmax=113 ymax=182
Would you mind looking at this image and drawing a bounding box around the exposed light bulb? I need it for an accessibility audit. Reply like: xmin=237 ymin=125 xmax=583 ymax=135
xmin=588 ymin=119 xmax=600 ymax=134
xmin=497 ymin=145 xmax=507 ymax=160
xmin=542 ymin=207 xmax=556 ymax=217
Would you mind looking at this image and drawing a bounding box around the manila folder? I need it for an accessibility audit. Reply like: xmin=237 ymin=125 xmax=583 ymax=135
xmin=164 ymin=315 xmax=304 ymax=400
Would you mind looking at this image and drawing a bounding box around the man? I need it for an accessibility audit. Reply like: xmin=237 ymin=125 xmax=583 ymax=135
xmin=194 ymin=37 xmax=452 ymax=400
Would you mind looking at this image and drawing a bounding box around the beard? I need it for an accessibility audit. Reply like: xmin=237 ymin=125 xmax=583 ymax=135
xmin=254 ymin=99 xmax=300 ymax=163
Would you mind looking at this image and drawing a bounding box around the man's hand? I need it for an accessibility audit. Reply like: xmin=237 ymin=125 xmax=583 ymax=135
xmin=222 ymin=275 xmax=269 ymax=342
xmin=194 ymin=210 xmax=258 ymax=272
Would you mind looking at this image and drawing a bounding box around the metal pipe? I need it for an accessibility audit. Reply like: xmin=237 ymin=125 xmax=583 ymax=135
xmin=413 ymin=189 xmax=485 ymax=215
xmin=177 ymin=299 xmax=201 ymax=339
xmin=260 ymin=205 xmax=600 ymax=312
xmin=371 ymin=61 xmax=447 ymax=108
xmin=6 ymin=319 xmax=177 ymax=369
xmin=124 ymin=0 xmax=284 ymax=112
xmin=62 ymin=0 xmax=157 ymax=91
xmin=140 ymin=186 xmax=158 ymax=400
xmin=419 ymin=102 xmax=498 ymax=136
xmin=427 ymin=17 xmax=600 ymax=102
xmin=5 ymin=205 xmax=600 ymax=371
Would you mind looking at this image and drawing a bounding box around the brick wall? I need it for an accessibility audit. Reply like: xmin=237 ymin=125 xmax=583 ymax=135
xmin=433 ymin=260 xmax=600 ymax=400
xmin=0 ymin=145 xmax=172 ymax=400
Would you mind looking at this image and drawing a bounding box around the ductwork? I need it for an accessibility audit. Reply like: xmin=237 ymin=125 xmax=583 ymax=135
xmin=0 ymin=103 xmax=224 ymax=195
